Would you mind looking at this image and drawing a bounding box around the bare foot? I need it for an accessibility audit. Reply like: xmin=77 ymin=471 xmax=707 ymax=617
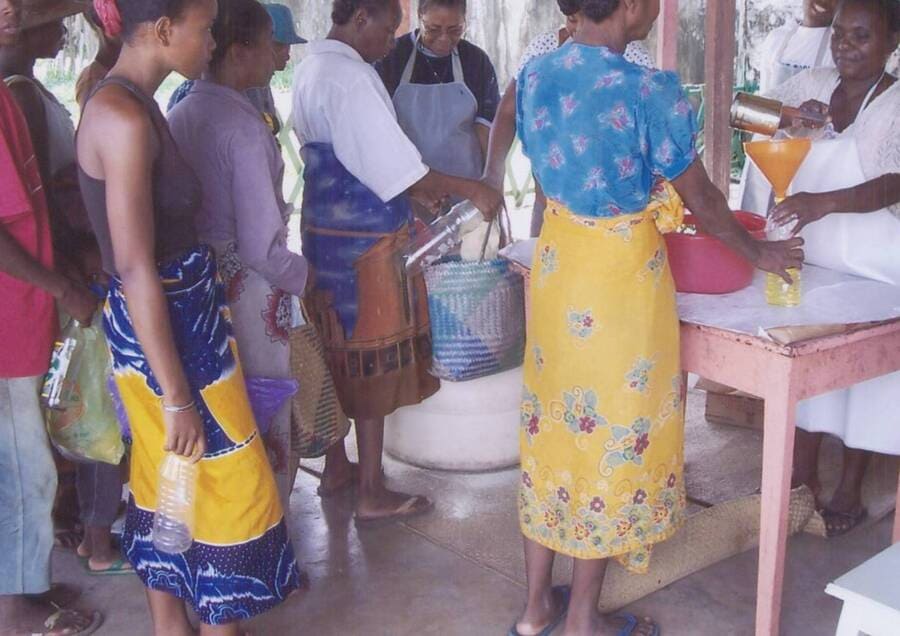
xmin=76 ymin=537 xmax=92 ymax=560
xmin=53 ymin=527 xmax=83 ymax=551
xmin=515 ymin=586 xmax=568 ymax=636
xmin=355 ymin=486 xmax=433 ymax=523
xmin=317 ymin=462 xmax=358 ymax=498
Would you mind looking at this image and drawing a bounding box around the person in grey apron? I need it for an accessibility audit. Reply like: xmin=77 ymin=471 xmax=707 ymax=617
xmin=376 ymin=0 xmax=500 ymax=214
xmin=766 ymin=0 xmax=900 ymax=536
xmin=393 ymin=32 xmax=484 ymax=184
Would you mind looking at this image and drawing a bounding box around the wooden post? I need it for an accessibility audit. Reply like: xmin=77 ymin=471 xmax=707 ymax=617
xmin=656 ymin=0 xmax=679 ymax=72
xmin=703 ymin=0 xmax=737 ymax=195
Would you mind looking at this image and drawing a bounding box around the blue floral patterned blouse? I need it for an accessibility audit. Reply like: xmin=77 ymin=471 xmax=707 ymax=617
xmin=516 ymin=43 xmax=698 ymax=218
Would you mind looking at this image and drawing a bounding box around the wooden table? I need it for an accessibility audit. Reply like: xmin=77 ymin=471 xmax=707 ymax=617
xmin=680 ymin=319 xmax=900 ymax=636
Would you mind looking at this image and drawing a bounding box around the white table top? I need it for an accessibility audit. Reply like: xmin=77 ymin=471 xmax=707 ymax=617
xmin=677 ymin=266 xmax=900 ymax=336
xmin=826 ymin=542 xmax=900 ymax=611
xmin=501 ymin=240 xmax=900 ymax=337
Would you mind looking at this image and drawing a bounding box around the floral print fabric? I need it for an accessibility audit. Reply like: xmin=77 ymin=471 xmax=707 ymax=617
xmin=519 ymin=201 xmax=686 ymax=572
xmin=516 ymin=44 xmax=698 ymax=219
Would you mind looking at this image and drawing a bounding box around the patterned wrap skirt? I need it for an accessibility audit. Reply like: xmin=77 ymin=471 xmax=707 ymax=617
xmin=104 ymin=246 xmax=301 ymax=624
xmin=519 ymin=193 xmax=686 ymax=573
xmin=299 ymin=142 xmax=439 ymax=419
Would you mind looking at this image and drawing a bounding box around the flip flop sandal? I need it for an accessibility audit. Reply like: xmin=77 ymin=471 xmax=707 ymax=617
xmin=41 ymin=609 xmax=103 ymax=636
xmin=86 ymin=557 xmax=134 ymax=576
xmin=822 ymin=506 xmax=868 ymax=538
xmin=613 ymin=612 xmax=660 ymax=636
xmin=354 ymin=495 xmax=434 ymax=526
xmin=507 ymin=585 xmax=572 ymax=636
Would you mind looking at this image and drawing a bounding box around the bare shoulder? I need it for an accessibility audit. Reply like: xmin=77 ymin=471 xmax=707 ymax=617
xmin=82 ymin=84 xmax=155 ymax=151
xmin=79 ymin=83 xmax=157 ymax=175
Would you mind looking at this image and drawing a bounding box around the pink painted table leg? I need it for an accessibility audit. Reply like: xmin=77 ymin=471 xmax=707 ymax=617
xmin=680 ymin=320 xmax=900 ymax=636
xmin=755 ymin=370 xmax=798 ymax=636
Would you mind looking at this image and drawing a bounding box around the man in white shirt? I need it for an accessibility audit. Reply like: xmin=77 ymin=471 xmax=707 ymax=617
xmin=292 ymin=0 xmax=502 ymax=523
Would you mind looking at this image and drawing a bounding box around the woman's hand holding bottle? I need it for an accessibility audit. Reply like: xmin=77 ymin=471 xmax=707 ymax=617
xmin=752 ymin=236 xmax=805 ymax=284
xmin=163 ymin=399 xmax=206 ymax=463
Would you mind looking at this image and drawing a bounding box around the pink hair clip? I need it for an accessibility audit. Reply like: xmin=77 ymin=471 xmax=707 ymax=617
xmin=93 ymin=0 xmax=122 ymax=39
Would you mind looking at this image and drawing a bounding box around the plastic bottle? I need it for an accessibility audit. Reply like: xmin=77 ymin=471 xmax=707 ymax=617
xmin=152 ymin=453 xmax=198 ymax=554
xmin=41 ymin=319 xmax=86 ymax=410
xmin=765 ymin=218 xmax=802 ymax=307
xmin=402 ymin=200 xmax=482 ymax=272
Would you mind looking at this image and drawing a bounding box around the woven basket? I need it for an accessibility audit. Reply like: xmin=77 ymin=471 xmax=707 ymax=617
xmin=424 ymin=257 xmax=526 ymax=382
xmin=289 ymin=324 xmax=351 ymax=458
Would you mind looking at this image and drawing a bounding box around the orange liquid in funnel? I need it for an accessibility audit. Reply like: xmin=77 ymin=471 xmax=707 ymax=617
xmin=744 ymin=138 xmax=811 ymax=200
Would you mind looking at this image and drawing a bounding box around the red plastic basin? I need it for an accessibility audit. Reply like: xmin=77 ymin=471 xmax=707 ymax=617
xmin=664 ymin=211 xmax=766 ymax=294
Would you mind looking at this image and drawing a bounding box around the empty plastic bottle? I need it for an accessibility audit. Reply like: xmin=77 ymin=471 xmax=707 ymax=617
xmin=402 ymin=200 xmax=482 ymax=272
xmin=152 ymin=453 xmax=198 ymax=554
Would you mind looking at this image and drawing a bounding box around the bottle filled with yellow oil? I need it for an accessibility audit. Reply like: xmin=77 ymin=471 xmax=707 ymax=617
xmin=765 ymin=217 xmax=801 ymax=307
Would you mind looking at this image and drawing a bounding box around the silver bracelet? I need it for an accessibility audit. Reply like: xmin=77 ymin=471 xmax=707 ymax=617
xmin=161 ymin=400 xmax=196 ymax=414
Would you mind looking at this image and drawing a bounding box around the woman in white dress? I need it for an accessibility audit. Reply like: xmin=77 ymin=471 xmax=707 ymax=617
xmin=766 ymin=0 xmax=900 ymax=536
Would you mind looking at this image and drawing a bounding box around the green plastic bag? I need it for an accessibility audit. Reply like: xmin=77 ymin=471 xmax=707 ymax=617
xmin=44 ymin=314 xmax=125 ymax=465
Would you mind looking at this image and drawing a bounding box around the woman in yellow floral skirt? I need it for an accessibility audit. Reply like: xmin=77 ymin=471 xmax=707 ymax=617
xmin=510 ymin=1 xmax=804 ymax=635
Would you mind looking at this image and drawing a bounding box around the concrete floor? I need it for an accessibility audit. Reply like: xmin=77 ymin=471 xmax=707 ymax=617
xmin=52 ymin=392 xmax=896 ymax=636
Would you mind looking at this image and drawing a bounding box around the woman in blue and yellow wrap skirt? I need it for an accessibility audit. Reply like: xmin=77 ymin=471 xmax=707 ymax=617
xmin=509 ymin=2 xmax=805 ymax=635
xmin=76 ymin=1 xmax=300 ymax=634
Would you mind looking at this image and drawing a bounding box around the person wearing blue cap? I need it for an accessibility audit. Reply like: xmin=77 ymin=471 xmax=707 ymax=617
xmin=167 ymin=1 xmax=307 ymax=136
xmin=246 ymin=2 xmax=307 ymax=137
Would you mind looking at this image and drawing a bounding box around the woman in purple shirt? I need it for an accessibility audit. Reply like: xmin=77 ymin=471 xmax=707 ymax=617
xmin=168 ymin=0 xmax=352 ymax=504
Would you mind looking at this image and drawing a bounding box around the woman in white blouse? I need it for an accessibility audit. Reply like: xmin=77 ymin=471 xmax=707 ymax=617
xmin=766 ymin=0 xmax=900 ymax=537
xmin=292 ymin=0 xmax=503 ymax=523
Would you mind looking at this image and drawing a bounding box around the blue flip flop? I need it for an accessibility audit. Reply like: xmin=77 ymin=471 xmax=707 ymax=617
xmin=613 ymin=612 xmax=660 ymax=636
xmin=507 ymin=585 xmax=572 ymax=636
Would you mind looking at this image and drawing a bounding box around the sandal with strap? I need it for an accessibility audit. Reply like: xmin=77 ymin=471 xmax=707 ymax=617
xmin=613 ymin=612 xmax=660 ymax=636
xmin=821 ymin=506 xmax=868 ymax=538
xmin=86 ymin=556 xmax=134 ymax=576
xmin=354 ymin=495 xmax=434 ymax=526
xmin=39 ymin=608 xmax=103 ymax=636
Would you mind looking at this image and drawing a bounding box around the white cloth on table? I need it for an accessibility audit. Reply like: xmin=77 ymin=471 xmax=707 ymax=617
xmin=291 ymin=39 xmax=428 ymax=203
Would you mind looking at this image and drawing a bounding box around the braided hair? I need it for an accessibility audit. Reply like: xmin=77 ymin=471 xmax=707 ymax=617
xmin=331 ymin=0 xmax=395 ymax=25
